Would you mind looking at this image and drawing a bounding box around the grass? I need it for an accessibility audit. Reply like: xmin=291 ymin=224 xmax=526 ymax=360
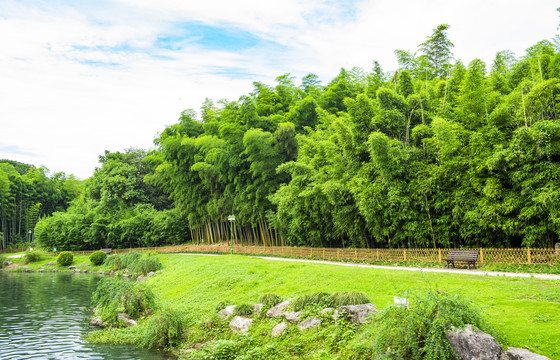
xmin=135 ymin=254 xmax=560 ymax=359
xmin=3 ymin=251 xmax=559 ymax=358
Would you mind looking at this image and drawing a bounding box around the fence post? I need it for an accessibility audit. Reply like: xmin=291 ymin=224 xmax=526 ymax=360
xmin=337 ymin=248 xmax=340 ymax=260
xmin=355 ymin=248 xmax=358 ymax=260
xmin=438 ymin=249 xmax=442 ymax=263
xmin=480 ymin=248 xmax=484 ymax=264
xmin=323 ymin=248 xmax=325 ymax=259
xmin=403 ymin=249 xmax=407 ymax=261
xmin=527 ymin=248 xmax=531 ymax=264
xmin=310 ymin=248 xmax=313 ymax=258
xmin=376 ymin=248 xmax=379 ymax=261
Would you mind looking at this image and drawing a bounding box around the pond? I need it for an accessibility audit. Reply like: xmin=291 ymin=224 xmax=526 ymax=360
xmin=0 ymin=271 xmax=172 ymax=359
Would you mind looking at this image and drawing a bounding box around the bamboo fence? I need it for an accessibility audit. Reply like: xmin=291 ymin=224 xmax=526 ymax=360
xmin=2 ymin=245 xmax=559 ymax=266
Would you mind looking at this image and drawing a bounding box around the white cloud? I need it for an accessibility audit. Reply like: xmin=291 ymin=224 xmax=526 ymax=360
xmin=0 ymin=0 xmax=558 ymax=178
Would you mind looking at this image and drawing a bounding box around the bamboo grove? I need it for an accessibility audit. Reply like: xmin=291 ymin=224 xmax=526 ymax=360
xmin=0 ymin=160 xmax=81 ymax=249
xmin=34 ymin=24 xmax=560 ymax=250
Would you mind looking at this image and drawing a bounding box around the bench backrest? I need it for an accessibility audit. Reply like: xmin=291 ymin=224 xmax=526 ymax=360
xmin=447 ymin=249 xmax=479 ymax=261
xmin=100 ymin=248 xmax=112 ymax=254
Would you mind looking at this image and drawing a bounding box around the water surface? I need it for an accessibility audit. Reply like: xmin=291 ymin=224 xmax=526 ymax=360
xmin=0 ymin=271 xmax=171 ymax=359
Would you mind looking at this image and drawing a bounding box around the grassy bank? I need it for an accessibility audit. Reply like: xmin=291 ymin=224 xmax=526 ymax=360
xmin=84 ymin=254 xmax=559 ymax=359
xmin=3 ymin=252 xmax=559 ymax=358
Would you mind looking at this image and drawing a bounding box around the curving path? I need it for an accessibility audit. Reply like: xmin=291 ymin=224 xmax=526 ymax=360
xmin=176 ymin=253 xmax=560 ymax=281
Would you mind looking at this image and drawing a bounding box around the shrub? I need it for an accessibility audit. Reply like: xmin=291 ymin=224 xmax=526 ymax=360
xmin=292 ymin=292 xmax=332 ymax=311
xmin=140 ymin=309 xmax=187 ymax=349
xmin=92 ymin=278 xmax=155 ymax=327
xmin=366 ymin=290 xmax=501 ymax=360
xmin=233 ymin=304 xmax=253 ymax=316
xmin=129 ymin=255 xmax=163 ymax=276
xmin=89 ymin=251 xmax=107 ymax=266
xmin=258 ymin=294 xmax=283 ymax=307
xmin=57 ymin=251 xmax=74 ymax=266
xmin=24 ymin=250 xmax=42 ymax=264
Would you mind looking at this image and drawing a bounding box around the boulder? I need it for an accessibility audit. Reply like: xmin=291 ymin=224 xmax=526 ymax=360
xmin=252 ymin=303 xmax=263 ymax=315
xmin=219 ymin=305 xmax=236 ymax=320
xmin=46 ymin=262 xmax=56 ymax=266
xmin=337 ymin=304 xmax=376 ymax=324
xmin=229 ymin=316 xmax=252 ymax=334
xmin=137 ymin=276 xmax=146 ymax=282
xmin=271 ymin=322 xmax=288 ymax=337
xmin=148 ymin=271 xmax=155 ymax=277
xmin=68 ymin=266 xmax=77 ymax=269
xmin=75 ymin=269 xmax=81 ymax=273
xmin=117 ymin=312 xmax=138 ymax=327
xmin=90 ymin=317 xmax=104 ymax=327
xmin=266 ymin=299 xmax=291 ymax=318
xmin=282 ymin=311 xmax=301 ymax=323
xmin=298 ymin=317 xmax=321 ymax=331
xmin=446 ymin=325 xmax=502 ymax=360
xmin=319 ymin=307 xmax=334 ymax=315
xmin=501 ymin=348 xmax=551 ymax=360
xmin=24 ymin=268 xmax=31 ymax=272
xmin=99 ymin=271 xmax=105 ymax=275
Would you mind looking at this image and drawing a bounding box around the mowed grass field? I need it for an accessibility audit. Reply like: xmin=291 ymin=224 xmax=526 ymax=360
xmin=144 ymin=254 xmax=560 ymax=359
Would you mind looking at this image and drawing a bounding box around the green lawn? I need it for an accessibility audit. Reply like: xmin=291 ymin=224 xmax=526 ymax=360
xmin=143 ymin=254 xmax=559 ymax=359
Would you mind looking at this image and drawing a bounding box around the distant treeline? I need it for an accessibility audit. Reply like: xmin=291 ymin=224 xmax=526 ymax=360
xmin=34 ymin=24 xmax=560 ymax=250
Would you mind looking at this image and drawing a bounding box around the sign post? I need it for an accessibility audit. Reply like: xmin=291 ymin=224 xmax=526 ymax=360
xmin=227 ymin=215 xmax=235 ymax=255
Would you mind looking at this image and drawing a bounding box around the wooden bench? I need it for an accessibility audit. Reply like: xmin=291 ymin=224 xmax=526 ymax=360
xmin=100 ymin=248 xmax=112 ymax=255
xmin=446 ymin=249 xmax=479 ymax=269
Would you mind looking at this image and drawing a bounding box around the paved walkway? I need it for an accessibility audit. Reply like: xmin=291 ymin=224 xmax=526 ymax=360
xmin=176 ymin=253 xmax=560 ymax=281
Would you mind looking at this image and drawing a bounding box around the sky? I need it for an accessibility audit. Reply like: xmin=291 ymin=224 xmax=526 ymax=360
xmin=0 ymin=0 xmax=558 ymax=179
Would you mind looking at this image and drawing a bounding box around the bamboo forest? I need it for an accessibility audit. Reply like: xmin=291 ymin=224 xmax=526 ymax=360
xmin=4 ymin=24 xmax=560 ymax=251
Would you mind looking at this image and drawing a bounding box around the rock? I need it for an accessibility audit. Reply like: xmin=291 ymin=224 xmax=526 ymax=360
xmin=46 ymin=262 xmax=56 ymax=266
xmin=282 ymin=311 xmax=300 ymax=323
xmin=68 ymin=266 xmax=77 ymax=269
xmin=51 ymin=269 xmax=57 ymax=272
xmin=117 ymin=312 xmax=137 ymax=327
xmin=147 ymin=271 xmax=155 ymax=277
xmin=501 ymin=347 xmax=551 ymax=360
xmin=137 ymin=276 xmax=146 ymax=282
xmin=6 ymin=261 xmax=12 ymax=265
xmin=218 ymin=305 xmax=236 ymax=320
xmin=271 ymin=322 xmax=288 ymax=337
xmin=24 ymin=268 xmax=31 ymax=272
xmin=252 ymin=303 xmax=263 ymax=315
xmin=90 ymin=317 xmax=104 ymax=327
xmin=229 ymin=316 xmax=252 ymax=334
xmin=298 ymin=317 xmax=321 ymax=331
xmin=39 ymin=269 xmax=44 ymax=272
xmin=446 ymin=324 xmax=502 ymax=360
xmin=99 ymin=271 xmax=105 ymax=275
xmin=337 ymin=304 xmax=376 ymax=324
xmin=319 ymin=307 xmax=334 ymax=315
xmin=75 ymin=269 xmax=81 ymax=273
xmin=266 ymin=299 xmax=292 ymax=318
xmin=82 ymin=269 xmax=87 ymax=273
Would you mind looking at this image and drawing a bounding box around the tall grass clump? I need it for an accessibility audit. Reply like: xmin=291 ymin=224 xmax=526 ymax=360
xmin=24 ymin=250 xmax=42 ymax=264
xmin=364 ymin=290 xmax=501 ymax=360
xmin=89 ymin=250 xmax=107 ymax=266
xmin=57 ymin=251 xmax=74 ymax=266
xmin=104 ymin=251 xmax=141 ymax=271
xmin=233 ymin=304 xmax=253 ymax=316
xmin=92 ymin=278 xmax=155 ymax=327
xmin=0 ymin=255 xmax=6 ymax=269
xmin=129 ymin=254 xmax=162 ymax=276
xmin=140 ymin=309 xmax=187 ymax=349
xmin=258 ymin=294 xmax=283 ymax=307
xmin=292 ymin=292 xmax=370 ymax=311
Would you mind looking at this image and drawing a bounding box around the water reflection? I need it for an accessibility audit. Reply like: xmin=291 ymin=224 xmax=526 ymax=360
xmin=0 ymin=272 xmax=170 ymax=359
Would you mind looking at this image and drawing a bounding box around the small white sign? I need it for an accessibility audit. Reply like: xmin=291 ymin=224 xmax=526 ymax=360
xmin=228 ymin=215 xmax=236 ymax=221
xmin=394 ymin=296 xmax=409 ymax=309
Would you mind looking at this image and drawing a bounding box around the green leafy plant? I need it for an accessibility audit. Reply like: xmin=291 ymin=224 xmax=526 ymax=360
xmin=57 ymin=251 xmax=74 ymax=266
xmin=0 ymin=255 xmax=6 ymax=269
xmin=104 ymin=251 xmax=142 ymax=271
xmin=92 ymin=278 xmax=155 ymax=327
xmin=366 ymin=290 xmax=502 ymax=360
xmin=141 ymin=309 xmax=187 ymax=349
xmin=292 ymin=292 xmax=370 ymax=311
xmin=328 ymin=292 xmax=370 ymax=307
xmin=24 ymin=250 xmax=42 ymax=264
xmin=215 ymin=301 xmax=230 ymax=312
xmin=89 ymin=250 xmax=108 ymax=266
xmin=233 ymin=304 xmax=253 ymax=316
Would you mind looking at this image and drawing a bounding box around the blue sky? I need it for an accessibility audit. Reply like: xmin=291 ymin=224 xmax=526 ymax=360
xmin=0 ymin=0 xmax=558 ymax=178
